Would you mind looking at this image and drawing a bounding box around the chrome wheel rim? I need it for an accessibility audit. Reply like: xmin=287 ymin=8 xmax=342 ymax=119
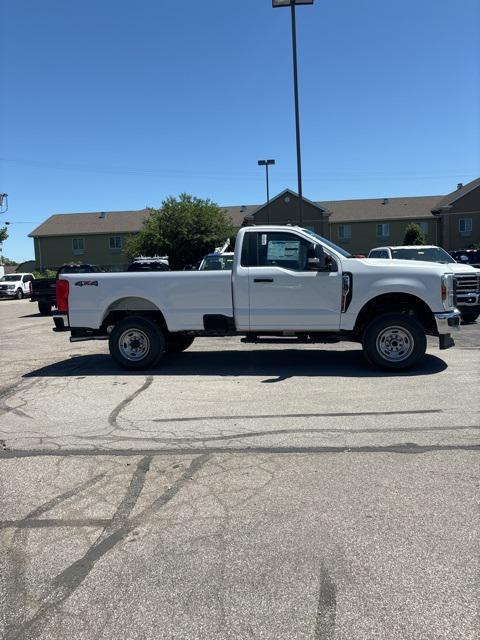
xmin=376 ymin=326 xmax=414 ymax=362
xmin=118 ymin=329 xmax=150 ymax=362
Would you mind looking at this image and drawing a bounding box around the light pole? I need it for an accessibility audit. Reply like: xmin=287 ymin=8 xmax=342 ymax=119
xmin=272 ymin=0 xmax=313 ymax=226
xmin=258 ymin=159 xmax=276 ymax=223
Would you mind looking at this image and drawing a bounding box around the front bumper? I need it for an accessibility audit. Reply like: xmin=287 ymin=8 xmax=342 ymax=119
xmin=456 ymin=291 xmax=480 ymax=308
xmin=0 ymin=291 xmax=17 ymax=297
xmin=434 ymin=309 xmax=461 ymax=350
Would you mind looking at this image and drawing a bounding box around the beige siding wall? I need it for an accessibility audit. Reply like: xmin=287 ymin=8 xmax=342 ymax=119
xmin=440 ymin=211 xmax=480 ymax=250
xmin=329 ymin=218 xmax=440 ymax=254
xmin=34 ymin=233 xmax=133 ymax=270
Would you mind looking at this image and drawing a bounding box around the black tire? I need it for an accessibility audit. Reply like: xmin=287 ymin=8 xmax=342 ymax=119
xmin=109 ymin=316 xmax=166 ymax=370
xmin=16 ymin=289 xmax=24 ymax=300
xmin=461 ymin=312 xmax=479 ymax=323
xmin=362 ymin=313 xmax=427 ymax=370
xmin=38 ymin=301 xmax=52 ymax=315
xmin=166 ymin=334 xmax=195 ymax=353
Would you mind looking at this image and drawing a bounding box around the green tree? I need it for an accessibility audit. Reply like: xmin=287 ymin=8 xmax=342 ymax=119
xmin=403 ymin=223 xmax=425 ymax=245
xmin=0 ymin=226 xmax=8 ymax=245
xmin=125 ymin=194 xmax=235 ymax=269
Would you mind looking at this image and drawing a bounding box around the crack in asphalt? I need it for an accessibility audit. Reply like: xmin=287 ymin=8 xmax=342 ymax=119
xmin=3 ymin=472 xmax=107 ymax=637
xmin=152 ymin=409 xmax=443 ymax=424
xmin=1 ymin=443 xmax=479 ymax=459
xmin=4 ymin=453 xmax=210 ymax=640
xmin=98 ymin=423 xmax=479 ymax=445
xmin=0 ymin=518 xmax=113 ymax=529
xmin=108 ymin=376 xmax=153 ymax=428
xmin=314 ymin=563 xmax=337 ymax=640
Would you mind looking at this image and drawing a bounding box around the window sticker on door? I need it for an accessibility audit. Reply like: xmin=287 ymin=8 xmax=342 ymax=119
xmin=267 ymin=240 xmax=300 ymax=261
xmin=261 ymin=234 xmax=267 ymax=246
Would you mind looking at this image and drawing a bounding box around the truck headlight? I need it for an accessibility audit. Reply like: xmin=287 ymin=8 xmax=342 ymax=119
xmin=441 ymin=274 xmax=455 ymax=310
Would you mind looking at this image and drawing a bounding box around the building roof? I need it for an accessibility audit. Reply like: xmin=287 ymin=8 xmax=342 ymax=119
xmin=29 ymin=209 xmax=151 ymax=237
xmin=317 ymin=195 xmax=442 ymax=223
xmin=223 ymin=204 xmax=261 ymax=226
xmin=30 ymin=178 xmax=479 ymax=238
xmin=431 ymin=176 xmax=480 ymax=211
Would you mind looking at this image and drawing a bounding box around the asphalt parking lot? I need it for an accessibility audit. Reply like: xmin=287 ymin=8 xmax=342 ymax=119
xmin=0 ymin=298 xmax=479 ymax=640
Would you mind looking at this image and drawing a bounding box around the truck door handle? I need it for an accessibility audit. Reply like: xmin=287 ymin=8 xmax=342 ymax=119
xmin=254 ymin=278 xmax=274 ymax=283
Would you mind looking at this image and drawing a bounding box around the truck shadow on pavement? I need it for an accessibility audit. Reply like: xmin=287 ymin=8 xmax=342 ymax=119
xmin=23 ymin=348 xmax=448 ymax=380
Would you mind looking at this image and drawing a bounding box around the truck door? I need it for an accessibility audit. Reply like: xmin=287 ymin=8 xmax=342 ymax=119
xmin=245 ymin=231 xmax=342 ymax=330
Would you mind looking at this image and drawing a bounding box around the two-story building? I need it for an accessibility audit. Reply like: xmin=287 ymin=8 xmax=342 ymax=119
xmin=29 ymin=177 xmax=479 ymax=269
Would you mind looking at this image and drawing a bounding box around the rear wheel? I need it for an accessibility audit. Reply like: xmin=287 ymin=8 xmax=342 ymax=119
xmin=166 ymin=334 xmax=195 ymax=353
xmin=461 ymin=312 xmax=479 ymax=323
xmin=109 ymin=316 xmax=166 ymax=370
xmin=16 ymin=289 xmax=24 ymax=300
xmin=38 ymin=301 xmax=52 ymax=315
xmin=362 ymin=313 xmax=426 ymax=370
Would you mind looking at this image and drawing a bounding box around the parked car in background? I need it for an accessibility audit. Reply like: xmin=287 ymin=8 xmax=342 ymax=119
xmin=127 ymin=256 xmax=170 ymax=272
xmin=0 ymin=273 xmax=35 ymax=300
xmin=368 ymin=245 xmax=480 ymax=323
xmin=198 ymin=252 xmax=234 ymax=271
xmin=449 ymin=249 xmax=480 ymax=269
xmin=30 ymin=264 xmax=101 ymax=315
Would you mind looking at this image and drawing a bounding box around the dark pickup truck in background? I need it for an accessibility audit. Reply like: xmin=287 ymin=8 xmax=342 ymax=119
xmin=30 ymin=264 xmax=101 ymax=314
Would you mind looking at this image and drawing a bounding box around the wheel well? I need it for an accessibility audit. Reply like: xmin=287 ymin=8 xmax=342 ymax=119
xmin=354 ymin=293 xmax=436 ymax=335
xmin=101 ymin=297 xmax=168 ymax=333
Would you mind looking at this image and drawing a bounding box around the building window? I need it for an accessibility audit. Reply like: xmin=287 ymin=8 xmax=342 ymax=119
xmin=72 ymin=238 xmax=85 ymax=255
xmin=376 ymin=223 xmax=390 ymax=238
xmin=419 ymin=222 xmax=428 ymax=235
xmin=109 ymin=236 xmax=123 ymax=250
xmin=338 ymin=224 xmax=351 ymax=241
xmin=459 ymin=218 xmax=472 ymax=236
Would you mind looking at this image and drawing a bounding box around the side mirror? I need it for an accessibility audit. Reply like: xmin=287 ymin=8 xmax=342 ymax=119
xmin=307 ymin=244 xmax=327 ymax=270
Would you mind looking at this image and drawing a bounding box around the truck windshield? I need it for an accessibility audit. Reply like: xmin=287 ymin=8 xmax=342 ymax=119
xmin=390 ymin=247 xmax=455 ymax=264
xmin=1 ymin=275 xmax=21 ymax=282
xmin=301 ymin=229 xmax=353 ymax=258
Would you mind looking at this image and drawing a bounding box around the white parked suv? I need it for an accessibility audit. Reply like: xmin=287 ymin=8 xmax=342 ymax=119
xmin=367 ymin=245 xmax=480 ymax=323
xmin=0 ymin=273 xmax=35 ymax=300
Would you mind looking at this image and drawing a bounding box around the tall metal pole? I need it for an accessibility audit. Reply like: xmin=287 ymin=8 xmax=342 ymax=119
xmin=290 ymin=2 xmax=303 ymax=226
xmin=265 ymin=163 xmax=270 ymax=224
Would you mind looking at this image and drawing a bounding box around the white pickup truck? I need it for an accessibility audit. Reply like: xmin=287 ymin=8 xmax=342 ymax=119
xmin=53 ymin=225 xmax=461 ymax=371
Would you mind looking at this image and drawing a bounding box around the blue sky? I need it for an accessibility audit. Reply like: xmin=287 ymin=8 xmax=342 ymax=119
xmin=1 ymin=0 xmax=479 ymax=261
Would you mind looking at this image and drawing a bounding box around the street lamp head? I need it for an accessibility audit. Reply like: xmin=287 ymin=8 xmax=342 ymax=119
xmin=272 ymin=0 xmax=314 ymax=7
xmin=258 ymin=159 xmax=276 ymax=166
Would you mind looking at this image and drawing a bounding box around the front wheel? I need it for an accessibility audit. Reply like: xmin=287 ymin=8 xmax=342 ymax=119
xmin=362 ymin=313 xmax=426 ymax=370
xmin=109 ymin=316 xmax=166 ymax=370
xmin=16 ymin=289 xmax=24 ymax=300
xmin=166 ymin=334 xmax=195 ymax=353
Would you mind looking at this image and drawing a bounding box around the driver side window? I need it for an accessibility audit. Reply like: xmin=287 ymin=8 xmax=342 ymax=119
xmin=252 ymin=232 xmax=311 ymax=271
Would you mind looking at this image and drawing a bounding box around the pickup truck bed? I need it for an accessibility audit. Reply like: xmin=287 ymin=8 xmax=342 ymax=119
xmin=66 ymin=270 xmax=234 ymax=331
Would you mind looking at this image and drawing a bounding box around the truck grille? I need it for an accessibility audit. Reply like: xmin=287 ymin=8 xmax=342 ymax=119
xmin=455 ymin=274 xmax=480 ymax=293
